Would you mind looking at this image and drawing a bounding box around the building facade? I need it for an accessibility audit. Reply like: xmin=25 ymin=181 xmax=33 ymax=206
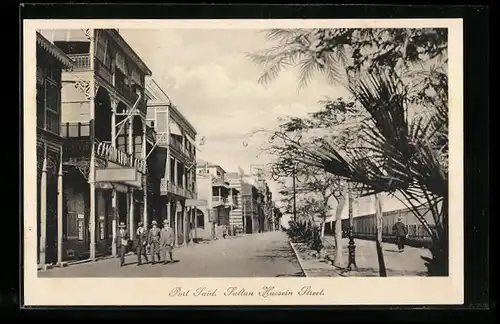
xmin=196 ymin=161 xmax=239 ymax=239
xmin=39 ymin=28 xmax=154 ymax=262
xmin=145 ymin=78 xmax=198 ymax=246
xmin=225 ymin=172 xmax=244 ymax=234
xmin=36 ymin=32 xmax=75 ymax=269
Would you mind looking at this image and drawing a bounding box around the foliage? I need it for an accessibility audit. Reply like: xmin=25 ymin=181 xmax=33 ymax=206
xmin=248 ymin=28 xmax=448 ymax=90
xmin=286 ymin=220 xmax=324 ymax=253
xmin=250 ymin=27 xmax=449 ymax=276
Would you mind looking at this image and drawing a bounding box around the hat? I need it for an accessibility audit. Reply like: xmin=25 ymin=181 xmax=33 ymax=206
xmin=138 ymin=221 xmax=143 ymax=226
xmin=119 ymin=222 xmax=126 ymax=228
xmin=152 ymin=220 xmax=157 ymax=225
xmin=163 ymin=219 xmax=169 ymax=224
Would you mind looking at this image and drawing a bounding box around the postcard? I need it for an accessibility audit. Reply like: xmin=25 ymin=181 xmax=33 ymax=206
xmin=23 ymin=18 xmax=463 ymax=306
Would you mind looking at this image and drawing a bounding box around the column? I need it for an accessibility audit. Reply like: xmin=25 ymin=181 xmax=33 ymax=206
xmin=111 ymin=99 xmax=117 ymax=257
xmin=142 ymin=121 xmax=148 ymax=227
xmin=194 ymin=207 xmax=198 ymax=242
xmin=183 ymin=205 xmax=188 ymax=246
xmin=88 ymin=29 xmax=96 ymax=261
xmin=128 ymin=119 xmax=135 ymax=237
xmin=173 ymin=201 xmax=178 ymax=246
xmin=129 ymin=188 xmax=135 ymax=239
xmin=39 ymin=147 xmax=47 ymax=267
xmin=57 ymin=156 xmax=63 ymax=266
xmin=166 ymin=201 xmax=171 ymax=226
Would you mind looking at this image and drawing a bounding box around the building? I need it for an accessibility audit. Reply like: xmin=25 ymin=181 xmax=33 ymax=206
xmin=196 ymin=161 xmax=239 ymax=239
xmin=36 ymin=32 xmax=75 ymax=269
xmin=39 ymin=28 xmax=153 ymax=261
xmin=225 ymin=172 xmax=244 ymax=234
xmin=145 ymin=78 xmax=198 ymax=246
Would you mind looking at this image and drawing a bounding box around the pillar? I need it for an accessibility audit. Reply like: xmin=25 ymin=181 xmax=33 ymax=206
xmin=142 ymin=121 xmax=148 ymax=227
xmin=129 ymin=188 xmax=135 ymax=239
xmin=128 ymin=119 xmax=134 ymax=237
xmin=183 ymin=205 xmax=188 ymax=246
xmin=194 ymin=207 xmax=198 ymax=241
xmin=39 ymin=148 xmax=47 ymax=267
xmin=173 ymin=200 xmax=178 ymax=246
xmin=57 ymin=157 xmax=63 ymax=266
xmin=88 ymin=29 xmax=96 ymax=261
xmin=167 ymin=201 xmax=171 ymax=226
xmin=111 ymin=99 xmax=117 ymax=257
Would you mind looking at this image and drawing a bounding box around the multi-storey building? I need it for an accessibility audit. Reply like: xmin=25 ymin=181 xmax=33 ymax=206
xmin=225 ymin=172 xmax=244 ymax=234
xmin=196 ymin=161 xmax=239 ymax=239
xmin=145 ymin=78 xmax=198 ymax=246
xmin=39 ymin=28 xmax=154 ymax=261
xmin=36 ymin=32 xmax=75 ymax=269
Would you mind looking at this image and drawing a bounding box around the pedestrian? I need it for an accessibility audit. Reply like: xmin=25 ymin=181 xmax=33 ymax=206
xmin=160 ymin=219 xmax=175 ymax=264
xmin=392 ymin=216 xmax=408 ymax=252
xmin=136 ymin=221 xmax=149 ymax=266
xmin=148 ymin=220 xmax=161 ymax=264
xmin=115 ymin=222 xmax=130 ymax=267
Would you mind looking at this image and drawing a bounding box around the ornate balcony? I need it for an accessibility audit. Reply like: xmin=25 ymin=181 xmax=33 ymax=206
xmin=160 ymin=178 xmax=193 ymax=198
xmin=212 ymin=196 xmax=228 ymax=207
xmin=68 ymin=54 xmax=91 ymax=71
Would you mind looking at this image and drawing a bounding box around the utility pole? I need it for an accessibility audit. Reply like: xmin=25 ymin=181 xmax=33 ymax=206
xmin=292 ymin=164 xmax=297 ymax=222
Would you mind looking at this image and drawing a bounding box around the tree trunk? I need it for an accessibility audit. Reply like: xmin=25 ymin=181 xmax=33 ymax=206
xmin=375 ymin=194 xmax=387 ymax=277
xmin=333 ymin=188 xmax=347 ymax=268
xmin=320 ymin=219 xmax=325 ymax=239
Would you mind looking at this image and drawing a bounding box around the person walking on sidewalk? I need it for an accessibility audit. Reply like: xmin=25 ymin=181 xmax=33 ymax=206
xmin=392 ymin=216 xmax=408 ymax=252
xmin=160 ymin=219 xmax=175 ymax=264
xmin=136 ymin=221 xmax=149 ymax=266
xmin=115 ymin=222 xmax=130 ymax=267
xmin=148 ymin=220 xmax=161 ymax=264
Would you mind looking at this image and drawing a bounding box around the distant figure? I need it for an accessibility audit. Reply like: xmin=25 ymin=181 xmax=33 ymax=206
xmin=135 ymin=221 xmax=149 ymax=266
xmin=392 ymin=216 xmax=408 ymax=252
xmin=115 ymin=222 xmax=130 ymax=267
xmin=160 ymin=219 xmax=175 ymax=264
xmin=222 ymin=225 xmax=228 ymax=239
xmin=148 ymin=220 xmax=161 ymax=264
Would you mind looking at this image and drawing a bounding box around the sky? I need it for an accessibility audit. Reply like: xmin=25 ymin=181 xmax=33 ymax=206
xmin=119 ymin=28 xmax=351 ymax=201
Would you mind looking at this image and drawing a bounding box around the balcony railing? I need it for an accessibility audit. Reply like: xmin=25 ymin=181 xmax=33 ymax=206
xmin=61 ymin=122 xmax=92 ymax=159
xmin=212 ymin=196 xmax=228 ymax=207
xmin=160 ymin=178 xmax=194 ymax=198
xmin=68 ymin=54 xmax=91 ymax=71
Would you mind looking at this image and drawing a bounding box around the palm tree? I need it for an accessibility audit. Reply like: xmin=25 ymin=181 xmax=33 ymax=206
xmin=247 ymin=29 xmax=350 ymax=91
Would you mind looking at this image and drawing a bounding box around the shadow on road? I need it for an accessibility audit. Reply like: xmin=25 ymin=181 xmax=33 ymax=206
xmin=276 ymin=272 xmax=305 ymax=277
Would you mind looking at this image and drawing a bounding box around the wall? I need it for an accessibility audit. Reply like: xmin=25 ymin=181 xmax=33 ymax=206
xmin=61 ymin=71 xmax=93 ymax=123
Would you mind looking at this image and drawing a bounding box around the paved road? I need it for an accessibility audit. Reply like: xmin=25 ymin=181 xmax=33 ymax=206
xmin=38 ymin=231 xmax=304 ymax=278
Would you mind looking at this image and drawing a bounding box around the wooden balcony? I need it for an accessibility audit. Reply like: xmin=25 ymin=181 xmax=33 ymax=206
xmin=160 ymin=178 xmax=194 ymax=198
xmin=61 ymin=122 xmax=92 ymax=159
xmin=68 ymin=54 xmax=91 ymax=71
xmin=212 ymin=196 xmax=228 ymax=207
xmin=95 ymin=58 xmax=113 ymax=85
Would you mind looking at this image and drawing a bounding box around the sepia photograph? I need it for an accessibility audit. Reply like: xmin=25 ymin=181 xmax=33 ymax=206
xmin=24 ymin=18 xmax=464 ymax=305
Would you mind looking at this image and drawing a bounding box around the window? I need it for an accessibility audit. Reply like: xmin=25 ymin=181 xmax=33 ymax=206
xmin=156 ymin=112 xmax=168 ymax=133
xmin=36 ymin=68 xmax=61 ymax=135
xmin=134 ymin=136 xmax=142 ymax=160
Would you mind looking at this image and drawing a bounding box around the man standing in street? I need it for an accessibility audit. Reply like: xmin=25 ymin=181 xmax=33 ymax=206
xmin=148 ymin=220 xmax=161 ymax=264
xmin=136 ymin=221 xmax=149 ymax=266
xmin=115 ymin=222 xmax=130 ymax=267
xmin=392 ymin=216 xmax=408 ymax=252
xmin=160 ymin=219 xmax=175 ymax=264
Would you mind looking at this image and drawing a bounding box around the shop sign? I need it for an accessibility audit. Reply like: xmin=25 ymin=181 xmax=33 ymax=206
xmin=95 ymin=141 xmax=147 ymax=174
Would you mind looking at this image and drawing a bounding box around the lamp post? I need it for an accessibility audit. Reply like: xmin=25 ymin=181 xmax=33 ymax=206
xmin=346 ymin=181 xmax=357 ymax=271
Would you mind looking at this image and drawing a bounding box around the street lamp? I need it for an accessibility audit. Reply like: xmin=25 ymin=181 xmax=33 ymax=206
xmin=346 ymin=181 xmax=357 ymax=271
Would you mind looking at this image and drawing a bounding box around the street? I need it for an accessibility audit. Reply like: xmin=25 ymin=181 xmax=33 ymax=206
xmin=38 ymin=231 xmax=305 ymax=278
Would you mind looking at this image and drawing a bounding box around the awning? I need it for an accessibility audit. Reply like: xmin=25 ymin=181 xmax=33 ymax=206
xmin=169 ymin=120 xmax=182 ymax=136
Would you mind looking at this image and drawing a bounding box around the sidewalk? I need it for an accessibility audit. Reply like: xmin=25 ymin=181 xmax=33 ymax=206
xmin=290 ymin=235 xmax=432 ymax=277
xmin=39 ymin=234 xmax=247 ymax=271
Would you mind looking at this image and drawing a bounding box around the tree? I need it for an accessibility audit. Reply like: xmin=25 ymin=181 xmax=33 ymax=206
xmin=249 ymin=27 xmax=449 ymax=276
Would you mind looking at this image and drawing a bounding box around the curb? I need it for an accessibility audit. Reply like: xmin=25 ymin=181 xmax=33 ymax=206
xmin=289 ymin=240 xmax=310 ymax=277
